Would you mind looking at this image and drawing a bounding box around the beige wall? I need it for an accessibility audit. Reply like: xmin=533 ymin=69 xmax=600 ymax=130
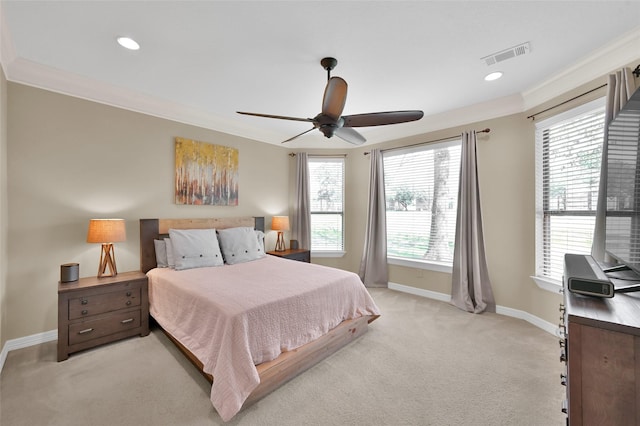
xmin=4 ymin=60 xmax=638 ymax=342
xmin=309 ymin=114 xmax=562 ymax=325
xmin=1 ymin=67 xmax=7 ymax=349
xmin=5 ymin=83 xmax=290 ymax=341
xmin=313 ymin=62 xmax=639 ymax=326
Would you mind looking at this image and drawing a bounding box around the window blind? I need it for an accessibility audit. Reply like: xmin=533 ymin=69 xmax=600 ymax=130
xmin=535 ymin=99 xmax=605 ymax=282
xmin=308 ymin=157 xmax=344 ymax=251
xmin=383 ymin=140 xmax=461 ymax=264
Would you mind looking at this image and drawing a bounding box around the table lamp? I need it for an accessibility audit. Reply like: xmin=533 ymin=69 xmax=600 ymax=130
xmin=87 ymin=219 xmax=126 ymax=277
xmin=271 ymin=216 xmax=290 ymax=252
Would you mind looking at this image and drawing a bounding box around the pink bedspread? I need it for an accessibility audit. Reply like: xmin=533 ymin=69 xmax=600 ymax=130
xmin=147 ymin=255 xmax=380 ymax=421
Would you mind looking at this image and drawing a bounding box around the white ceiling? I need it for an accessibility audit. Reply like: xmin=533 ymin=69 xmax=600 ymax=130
xmin=1 ymin=1 xmax=640 ymax=149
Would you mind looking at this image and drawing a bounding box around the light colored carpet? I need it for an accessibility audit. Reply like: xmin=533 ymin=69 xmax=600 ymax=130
xmin=1 ymin=289 xmax=565 ymax=425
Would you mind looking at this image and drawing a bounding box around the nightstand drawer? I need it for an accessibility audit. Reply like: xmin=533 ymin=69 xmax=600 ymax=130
xmin=68 ymin=285 xmax=141 ymax=320
xmin=267 ymin=249 xmax=311 ymax=263
xmin=68 ymin=309 xmax=141 ymax=345
xmin=58 ymin=271 xmax=149 ymax=361
xmin=285 ymin=251 xmax=310 ymax=262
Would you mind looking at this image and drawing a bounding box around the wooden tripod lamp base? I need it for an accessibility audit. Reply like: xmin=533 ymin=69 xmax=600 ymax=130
xmin=87 ymin=219 xmax=126 ymax=278
xmin=98 ymin=243 xmax=118 ymax=278
xmin=271 ymin=216 xmax=290 ymax=252
xmin=275 ymin=231 xmax=286 ymax=252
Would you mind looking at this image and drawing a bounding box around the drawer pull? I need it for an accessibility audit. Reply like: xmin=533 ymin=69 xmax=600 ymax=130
xmin=81 ymin=310 xmax=88 ymax=315
xmin=126 ymin=301 xmax=132 ymax=306
xmin=81 ymin=299 xmax=88 ymax=305
xmin=126 ymin=291 xmax=132 ymax=297
xmin=121 ymin=318 xmax=134 ymax=324
xmin=78 ymin=328 xmax=94 ymax=335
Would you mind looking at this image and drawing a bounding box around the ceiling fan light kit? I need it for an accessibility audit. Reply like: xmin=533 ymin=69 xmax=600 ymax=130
xmin=237 ymin=57 xmax=424 ymax=145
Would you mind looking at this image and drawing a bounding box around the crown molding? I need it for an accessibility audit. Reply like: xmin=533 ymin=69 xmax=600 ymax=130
xmin=5 ymin=53 xmax=526 ymax=147
xmin=415 ymin=93 xmax=525 ymax=134
xmin=0 ymin=3 xmax=17 ymax=78
xmin=522 ymin=27 xmax=640 ymax=110
xmin=3 ymin=56 xmax=284 ymax=145
xmin=1 ymin=14 xmax=636 ymax=146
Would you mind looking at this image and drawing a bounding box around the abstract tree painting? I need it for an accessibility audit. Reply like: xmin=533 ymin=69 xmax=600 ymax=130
xmin=175 ymin=137 xmax=239 ymax=206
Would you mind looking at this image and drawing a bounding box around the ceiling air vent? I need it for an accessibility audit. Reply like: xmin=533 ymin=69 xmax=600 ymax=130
xmin=482 ymin=42 xmax=531 ymax=66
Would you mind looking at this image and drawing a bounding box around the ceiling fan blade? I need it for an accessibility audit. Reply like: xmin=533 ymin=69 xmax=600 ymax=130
xmin=342 ymin=110 xmax=424 ymax=127
xmin=322 ymin=77 xmax=348 ymax=120
xmin=334 ymin=127 xmax=366 ymax=145
xmin=281 ymin=127 xmax=316 ymax=144
xmin=237 ymin=111 xmax=314 ymax=123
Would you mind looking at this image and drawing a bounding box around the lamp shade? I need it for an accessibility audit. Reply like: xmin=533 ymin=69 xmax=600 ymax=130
xmin=87 ymin=219 xmax=126 ymax=243
xmin=271 ymin=216 xmax=290 ymax=231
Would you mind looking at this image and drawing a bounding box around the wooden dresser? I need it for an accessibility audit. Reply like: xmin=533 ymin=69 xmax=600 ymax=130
xmin=58 ymin=271 xmax=149 ymax=361
xmin=561 ymin=287 xmax=640 ymax=425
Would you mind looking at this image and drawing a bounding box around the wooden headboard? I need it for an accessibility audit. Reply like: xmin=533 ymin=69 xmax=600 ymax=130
xmin=139 ymin=217 xmax=265 ymax=273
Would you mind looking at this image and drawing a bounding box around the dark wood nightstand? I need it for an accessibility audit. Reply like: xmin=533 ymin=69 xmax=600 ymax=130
xmin=57 ymin=270 xmax=149 ymax=361
xmin=267 ymin=248 xmax=311 ymax=263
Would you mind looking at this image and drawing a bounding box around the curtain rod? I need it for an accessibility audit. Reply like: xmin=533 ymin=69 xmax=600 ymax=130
xmin=363 ymin=128 xmax=490 ymax=156
xmin=288 ymin=153 xmax=347 ymax=157
xmin=526 ymin=63 xmax=640 ymax=120
xmin=526 ymin=84 xmax=607 ymax=120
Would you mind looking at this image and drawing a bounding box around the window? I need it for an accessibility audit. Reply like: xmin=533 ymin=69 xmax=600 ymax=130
xmin=383 ymin=140 xmax=462 ymax=268
xmin=308 ymin=156 xmax=344 ymax=252
xmin=535 ymin=98 xmax=605 ymax=285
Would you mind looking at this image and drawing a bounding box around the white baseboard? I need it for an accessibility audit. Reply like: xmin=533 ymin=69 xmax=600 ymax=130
xmin=0 ymin=329 xmax=57 ymax=373
xmin=388 ymin=282 xmax=558 ymax=336
xmin=0 ymin=284 xmax=558 ymax=373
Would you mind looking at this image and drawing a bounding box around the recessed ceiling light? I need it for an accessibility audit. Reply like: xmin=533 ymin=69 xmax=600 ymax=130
xmin=117 ymin=36 xmax=140 ymax=51
xmin=484 ymin=71 xmax=503 ymax=81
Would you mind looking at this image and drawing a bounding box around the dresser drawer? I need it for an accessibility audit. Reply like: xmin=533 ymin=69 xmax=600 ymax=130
xmin=68 ymin=309 xmax=141 ymax=345
xmin=68 ymin=285 xmax=141 ymax=320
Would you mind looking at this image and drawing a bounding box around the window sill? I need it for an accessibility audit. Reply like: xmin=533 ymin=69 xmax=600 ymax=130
xmin=531 ymin=275 xmax=563 ymax=294
xmin=388 ymin=257 xmax=453 ymax=274
xmin=311 ymin=250 xmax=345 ymax=258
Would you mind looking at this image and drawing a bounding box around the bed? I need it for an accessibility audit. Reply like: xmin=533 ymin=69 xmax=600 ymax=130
xmin=139 ymin=217 xmax=380 ymax=421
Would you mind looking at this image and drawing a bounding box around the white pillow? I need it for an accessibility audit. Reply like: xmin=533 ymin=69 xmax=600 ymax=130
xmin=217 ymin=227 xmax=265 ymax=265
xmin=164 ymin=238 xmax=175 ymax=269
xmin=168 ymin=229 xmax=224 ymax=270
xmin=154 ymin=239 xmax=169 ymax=268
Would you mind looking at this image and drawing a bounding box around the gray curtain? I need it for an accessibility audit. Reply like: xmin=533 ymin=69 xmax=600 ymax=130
xmin=592 ymin=67 xmax=637 ymax=261
xmin=450 ymin=131 xmax=495 ymax=313
xmin=292 ymin=152 xmax=311 ymax=250
xmin=359 ymin=149 xmax=388 ymax=287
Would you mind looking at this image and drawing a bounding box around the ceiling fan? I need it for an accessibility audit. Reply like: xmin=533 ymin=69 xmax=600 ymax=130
xmin=237 ymin=57 xmax=424 ymax=145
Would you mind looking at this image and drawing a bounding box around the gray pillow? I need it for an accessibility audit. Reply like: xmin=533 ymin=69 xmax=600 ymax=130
xmin=255 ymin=230 xmax=265 ymax=253
xmin=164 ymin=238 xmax=175 ymax=269
xmin=217 ymin=227 xmax=265 ymax=265
xmin=168 ymin=228 xmax=224 ymax=270
xmin=154 ymin=239 xmax=169 ymax=268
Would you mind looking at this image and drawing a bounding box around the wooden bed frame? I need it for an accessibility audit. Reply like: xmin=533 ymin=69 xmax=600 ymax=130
xmin=139 ymin=217 xmax=378 ymax=409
